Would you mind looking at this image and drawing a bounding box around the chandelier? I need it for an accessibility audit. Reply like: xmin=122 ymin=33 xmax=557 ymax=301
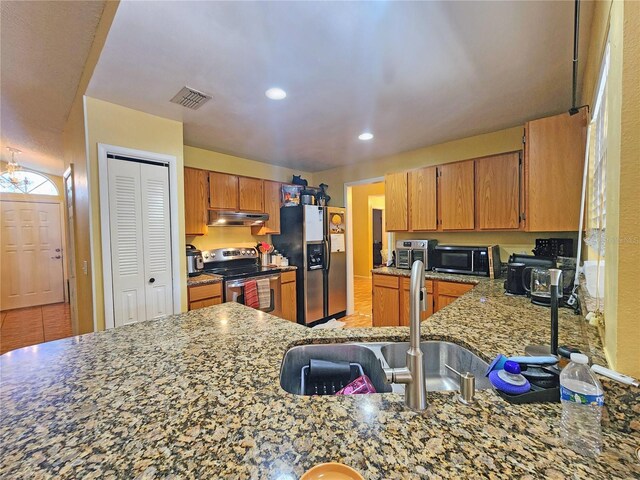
xmin=4 ymin=147 xmax=29 ymax=188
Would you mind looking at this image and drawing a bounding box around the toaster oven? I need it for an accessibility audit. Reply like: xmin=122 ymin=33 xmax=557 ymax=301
xmin=395 ymin=240 xmax=437 ymax=270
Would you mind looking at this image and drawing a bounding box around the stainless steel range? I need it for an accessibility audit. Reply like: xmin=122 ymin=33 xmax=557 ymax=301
xmin=200 ymin=247 xmax=282 ymax=315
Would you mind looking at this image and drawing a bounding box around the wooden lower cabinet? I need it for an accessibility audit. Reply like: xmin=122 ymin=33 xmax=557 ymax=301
xmin=400 ymin=278 xmax=434 ymax=326
xmin=372 ymin=274 xmax=473 ymax=326
xmin=188 ymin=282 xmax=223 ymax=311
xmin=280 ymin=270 xmax=297 ymax=322
xmin=434 ymin=281 xmax=474 ymax=312
xmin=372 ymin=274 xmax=400 ymax=327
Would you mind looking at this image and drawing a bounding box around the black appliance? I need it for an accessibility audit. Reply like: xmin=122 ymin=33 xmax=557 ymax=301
xmin=507 ymin=254 xmax=556 ymax=296
xmin=504 ymin=262 xmax=527 ymax=295
xmin=433 ymin=245 xmax=501 ymax=278
xmin=532 ymin=238 xmax=574 ymax=259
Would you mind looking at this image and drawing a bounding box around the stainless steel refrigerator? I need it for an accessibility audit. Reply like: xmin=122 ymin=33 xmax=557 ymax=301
xmin=272 ymin=205 xmax=347 ymax=325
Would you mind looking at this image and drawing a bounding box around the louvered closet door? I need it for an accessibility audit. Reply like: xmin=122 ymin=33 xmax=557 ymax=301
xmin=140 ymin=162 xmax=173 ymax=320
xmin=107 ymin=159 xmax=173 ymax=327
xmin=108 ymin=159 xmax=147 ymax=326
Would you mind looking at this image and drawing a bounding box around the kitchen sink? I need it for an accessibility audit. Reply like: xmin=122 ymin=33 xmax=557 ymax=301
xmin=279 ymin=341 xmax=490 ymax=395
xmin=380 ymin=341 xmax=492 ymax=391
xmin=279 ymin=344 xmax=392 ymax=395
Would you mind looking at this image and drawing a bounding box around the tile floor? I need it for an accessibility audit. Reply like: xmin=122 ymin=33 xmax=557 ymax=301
xmin=0 ymin=303 xmax=73 ymax=355
xmin=342 ymin=276 xmax=373 ymax=328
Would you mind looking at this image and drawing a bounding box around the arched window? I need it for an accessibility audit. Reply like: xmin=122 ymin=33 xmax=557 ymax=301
xmin=0 ymin=170 xmax=58 ymax=195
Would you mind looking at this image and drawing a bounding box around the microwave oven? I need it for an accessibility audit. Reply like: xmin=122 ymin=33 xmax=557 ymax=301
xmin=395 ymin=240 xmax=437 ymax=270
xmin=432 ymin=245 xmax=501 ymax=278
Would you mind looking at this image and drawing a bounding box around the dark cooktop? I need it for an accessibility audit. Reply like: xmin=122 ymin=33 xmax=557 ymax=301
xmin=202 ymin=264 xmax=281 ymax=281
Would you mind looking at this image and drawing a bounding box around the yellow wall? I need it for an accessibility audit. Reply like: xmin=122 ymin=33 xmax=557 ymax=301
xmin=184 ymin=145 xmax=315 ymax=250
xmin=397 ymin=231 xmax=578 ymax=265
xmin=62 ymin=1 xmax=119 ymax=335
xmin=318 ymin=126 xmax=523 ymax=207
xmin=579 ymin=0 xmax=639 ymax=377
xmin=184 ymin=145 xmax=313 ymax=184
xmin=351 ymin=182 xmax=385 ymax=277
xmin=84 ymin=97 xmax=186 ymax=330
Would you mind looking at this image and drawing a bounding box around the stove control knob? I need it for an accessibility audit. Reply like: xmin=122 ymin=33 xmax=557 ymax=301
xmin=203 ymin=252 xmax=209 ymax=259
xmin=241 ymin=250 xmax=247 ymax=255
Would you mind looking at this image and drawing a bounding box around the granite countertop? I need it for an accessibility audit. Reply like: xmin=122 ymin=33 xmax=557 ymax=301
xmin=1 ymin=280 xmax=638 ymax=478
xmin=186 ymin=273 xmax=223 ymax=286
xmin=372 ymin=266 xmax=484 ymax=284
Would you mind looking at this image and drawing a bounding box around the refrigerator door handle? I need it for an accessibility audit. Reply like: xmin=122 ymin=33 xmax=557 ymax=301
xmin=324 ymin=237 xmax=331 ymax=271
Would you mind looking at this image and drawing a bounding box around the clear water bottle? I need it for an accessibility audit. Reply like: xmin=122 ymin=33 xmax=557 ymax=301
xmin=559 ymin=353 xmax=604 ymax=457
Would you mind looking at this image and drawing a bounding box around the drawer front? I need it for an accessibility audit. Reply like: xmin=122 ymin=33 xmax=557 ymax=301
xmin=281 ymin=270 xmax=296 ymax=284
xmin=437 ymin=281 xmax=474 ymax=297
xmin=373 ymin=274 xmax=399 ymax=289
xmin=426 ymin=280 xmax=434 ymax=293
xmin=401 ymin=277 xmax=434 ymax=294
xmin=189 ymin=297 xmax=222 ymax=311
xmin=189 ymin=283 xmax=222 ymax=302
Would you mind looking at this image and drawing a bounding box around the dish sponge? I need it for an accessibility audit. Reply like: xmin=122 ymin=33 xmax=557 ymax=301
xmin=489 ymin=361 xmax=531 ymax=395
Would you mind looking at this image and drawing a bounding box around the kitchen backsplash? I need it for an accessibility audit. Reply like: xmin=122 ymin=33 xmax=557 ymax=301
xmin=187 ymin=227 xmax=269 ymax=251
xmin=395 ymin=231 xmax=579 ymax=261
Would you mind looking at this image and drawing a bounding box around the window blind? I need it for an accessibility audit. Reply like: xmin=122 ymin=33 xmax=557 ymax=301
xmin=585 ymin=43 xmax=609 ymax=256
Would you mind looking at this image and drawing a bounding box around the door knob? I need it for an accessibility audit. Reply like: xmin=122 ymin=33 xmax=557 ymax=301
xmin=51 ymin=255 xmax=62 ymax=259
xmin=149 ymin=278 xmax=155 ymax=283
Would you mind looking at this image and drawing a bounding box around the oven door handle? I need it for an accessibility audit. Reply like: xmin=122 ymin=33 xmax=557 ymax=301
xmin=226 ymin=274 xmax=281 ymax=288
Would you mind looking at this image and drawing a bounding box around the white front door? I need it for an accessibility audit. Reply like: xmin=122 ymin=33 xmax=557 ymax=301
xmin=0 ymin=201 xmax=64 ymax=310
xmin=107 ymin=158 xmax=173 ymax=327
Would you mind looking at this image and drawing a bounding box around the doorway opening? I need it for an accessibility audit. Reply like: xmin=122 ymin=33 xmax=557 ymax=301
xmin=1 ymin=171 xmax=73 ymax=354
xmin=343 ymin=179 xmax=391 ymax=328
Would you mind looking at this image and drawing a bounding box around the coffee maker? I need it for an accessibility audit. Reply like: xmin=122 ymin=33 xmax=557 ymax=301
xmin=504 ymin=254 xmax=555 ymax=296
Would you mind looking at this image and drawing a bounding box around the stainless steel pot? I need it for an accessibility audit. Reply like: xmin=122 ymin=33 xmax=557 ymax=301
xmin=300 ymin=194 xmax=316 ymax=205
xmin=186 ymin=244 xmax=204 ymax=276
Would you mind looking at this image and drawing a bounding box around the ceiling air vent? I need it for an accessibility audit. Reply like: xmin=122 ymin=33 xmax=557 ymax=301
xmin=170 ymin=86 xmax=211 ymax=110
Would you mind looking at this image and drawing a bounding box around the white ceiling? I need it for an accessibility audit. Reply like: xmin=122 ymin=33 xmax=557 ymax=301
xmin=88 ymin=1 xmax=593 ymax=172
xmin=0 ymin=1 xmax=105 ymax=175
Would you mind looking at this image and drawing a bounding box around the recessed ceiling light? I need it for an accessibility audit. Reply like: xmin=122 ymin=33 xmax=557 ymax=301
xmin=358 ymin=132 xmax=374 ymax=141
xmin=265 ymin=87 xmax=287 ymax=100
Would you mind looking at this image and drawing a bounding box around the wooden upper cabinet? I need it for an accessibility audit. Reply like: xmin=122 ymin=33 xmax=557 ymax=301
xmin=238 ymin=177 xmax=263 ymax=212
xmin=408 ymin=166 xmax=437 ymax=231
xmin=438 ymin=160 xmax=475 ymax=230
xmin=475 ymin=152 xmax=521 ymax=230
xmin=209 ymin=172 xmax=238 ymax=210
xmin=184 ymin=167 xmax=208 ymax=235
xmin=252 ymin=180 xmax=281 ymax=235
xmin=384 ymin=172 xmax=408 ymax=231
xmin=525 ymin=110 xmax=587 ymax=231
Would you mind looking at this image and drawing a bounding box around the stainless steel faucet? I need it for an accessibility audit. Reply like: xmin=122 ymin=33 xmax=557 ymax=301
xmin=383 ymin=261 xmax=428 ymax=411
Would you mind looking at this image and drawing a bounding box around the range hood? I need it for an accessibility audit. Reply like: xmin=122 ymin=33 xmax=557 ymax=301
xmin=208 ymin=211 xmax=269 ymax=227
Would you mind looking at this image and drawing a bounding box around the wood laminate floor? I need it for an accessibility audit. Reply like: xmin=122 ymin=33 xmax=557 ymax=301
xmin=0 ymin=303 xmax=72 ymax=355
xmin=342 ymin=276 xmax=373 ymax=328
